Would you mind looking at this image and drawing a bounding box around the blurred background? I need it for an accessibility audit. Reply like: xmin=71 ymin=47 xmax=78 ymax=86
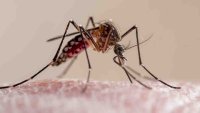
xmin=0 ymin=0 xmax=199 ymax=84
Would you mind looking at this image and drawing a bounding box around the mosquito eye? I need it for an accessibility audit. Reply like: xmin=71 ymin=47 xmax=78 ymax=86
xmin=118 ymin=46 xmax=124 ymax=52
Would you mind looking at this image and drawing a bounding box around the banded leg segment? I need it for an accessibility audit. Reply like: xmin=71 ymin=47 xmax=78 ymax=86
xmin=122 ymin=25 xmax=181 ymax=89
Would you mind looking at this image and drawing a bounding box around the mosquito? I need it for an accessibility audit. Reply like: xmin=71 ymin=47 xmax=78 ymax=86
xmin=0 ymin=17 xmax=181 ymax=89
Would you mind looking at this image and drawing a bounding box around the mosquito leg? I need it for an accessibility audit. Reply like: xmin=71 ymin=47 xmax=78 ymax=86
xmin=113 ymin=56 xmax=151 ymax=89
xmin=81 ymin=23 xmax=93 ymax=84
xmin=122 ymin=26 xmax=181 ymax=89
xmin=78 ymin=26 xmax=93 ymax=92
xmin=85 ymin=16 xmax=96 ymax=29
xmin=0 ymin=62 xmax=52 ymax=89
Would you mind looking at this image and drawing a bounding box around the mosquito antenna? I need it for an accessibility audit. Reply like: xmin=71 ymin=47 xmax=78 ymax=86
xmin=124 ymin=34 xmax=153 ymax=50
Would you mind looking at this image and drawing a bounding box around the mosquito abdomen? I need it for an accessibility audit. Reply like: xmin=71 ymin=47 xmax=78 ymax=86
xmin=52 ymin=35 xmax=90 ymax=66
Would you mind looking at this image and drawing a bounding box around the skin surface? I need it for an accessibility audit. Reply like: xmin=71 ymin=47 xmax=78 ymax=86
xmin=0 ymin=79 xmax=199 ymax=113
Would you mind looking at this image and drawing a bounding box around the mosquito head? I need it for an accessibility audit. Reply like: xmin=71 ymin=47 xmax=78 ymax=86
xmin=114 ymin=43 xmax=125 ymax=57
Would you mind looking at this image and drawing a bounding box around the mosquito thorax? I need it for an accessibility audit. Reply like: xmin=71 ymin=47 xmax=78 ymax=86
xmin=101 ymin=22 xmax=121 ymax=42
xmin=90 ymin=21 xmax=121 ymax=52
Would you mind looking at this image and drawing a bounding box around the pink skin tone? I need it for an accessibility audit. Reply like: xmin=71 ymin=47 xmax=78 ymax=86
xmin=0 ymin=80 xmax=199 ymax=113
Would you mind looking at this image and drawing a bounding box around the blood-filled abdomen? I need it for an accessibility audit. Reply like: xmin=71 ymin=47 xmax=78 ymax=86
xmin=52 ymin=35 xmax=90 ymax=66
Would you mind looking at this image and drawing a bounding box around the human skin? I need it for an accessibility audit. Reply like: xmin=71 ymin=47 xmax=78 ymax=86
xmin=0 ymin=79 xmax=199 ymax=113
